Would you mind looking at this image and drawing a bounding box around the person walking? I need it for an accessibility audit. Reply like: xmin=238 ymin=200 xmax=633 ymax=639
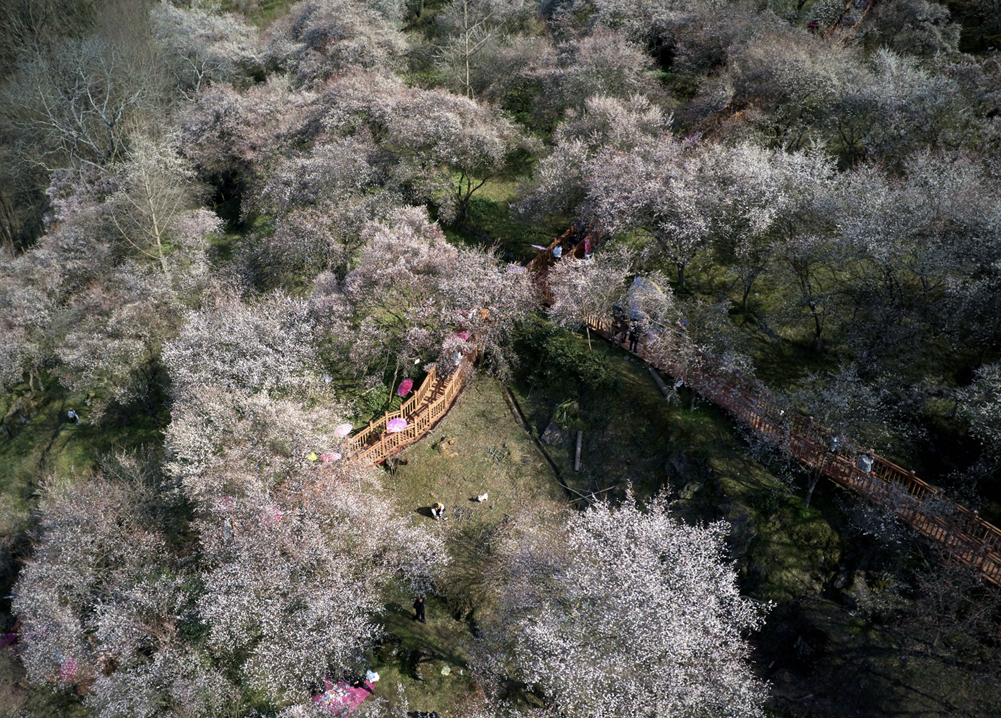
xmin=628 ymin=323 xmax=639 ymax=353
xmin=413 ymin=597 xmax=426 ymax=623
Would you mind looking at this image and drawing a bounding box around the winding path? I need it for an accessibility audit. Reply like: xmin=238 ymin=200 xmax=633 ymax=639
xmin=583 ymin=313 xmax=1001 ymax=587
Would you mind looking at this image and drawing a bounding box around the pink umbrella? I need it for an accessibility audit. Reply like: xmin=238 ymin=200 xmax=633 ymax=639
xmin=334 ymin=423 xmax=353 ymax=438
xmin=387 ymin=418 xmax=407 ymax=433
xmin=454 ymin=332 xmax=470 ymax=341
xmin=397 ymin=378 xmax=413 ymax=397
xmin=319 ymin=452 xmax=342 ymax=462
xmin=531 ymin=244 xmax=548 ymax=250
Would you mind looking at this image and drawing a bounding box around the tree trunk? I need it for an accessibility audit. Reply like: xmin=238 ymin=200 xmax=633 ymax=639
xmin=804 ymin=452 xmax=826 ymax=509
xmin=804 ymin=472 xmax=820 ymax=510
xmin=463 ymin=1 xmax=472 ymax=98
xmin=807 ymin=301 xmax=823 ymax=351
xmin=29 ymin=368 xmax=45 ymax=394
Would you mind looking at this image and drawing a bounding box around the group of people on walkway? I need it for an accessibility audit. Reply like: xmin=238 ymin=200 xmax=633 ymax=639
xmin=549 ymin=235 xmax=593 ymax=262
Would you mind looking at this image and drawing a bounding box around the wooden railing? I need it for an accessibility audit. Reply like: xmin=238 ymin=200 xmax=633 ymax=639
xmin=583 ymin=313 xmax=1001 ymax=586
xmin=345 ymin=356 xmax=475 ymax=466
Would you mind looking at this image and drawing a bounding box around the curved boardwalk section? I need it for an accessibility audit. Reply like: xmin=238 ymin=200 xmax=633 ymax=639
xmin=345 ymin=357 xmax=474 ymax=466
xmin=584 ymin=313 xmax=1001 ymax=586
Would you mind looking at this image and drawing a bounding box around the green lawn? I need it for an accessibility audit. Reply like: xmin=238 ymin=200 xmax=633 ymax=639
xmin=370 ymin=375 xmax=565 ymax=715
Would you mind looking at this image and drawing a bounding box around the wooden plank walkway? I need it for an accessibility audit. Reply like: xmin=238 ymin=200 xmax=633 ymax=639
xmin=582 ymin=313 xmax=1001 ymax=586
xmin=344 ymin=356 xmax=474 ymax=466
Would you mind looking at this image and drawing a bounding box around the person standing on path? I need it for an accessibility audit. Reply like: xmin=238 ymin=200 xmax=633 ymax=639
xmin=413 ymin=597 xmax=426 ymax=623
xmin=628 ymin=323 xmax=639 ymax=353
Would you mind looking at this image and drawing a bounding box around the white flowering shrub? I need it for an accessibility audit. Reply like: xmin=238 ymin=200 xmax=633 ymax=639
xmin=479 ymin=495 xmax=769 ymax=718
xmin=151 ymin=1 xmax=263 ymax=93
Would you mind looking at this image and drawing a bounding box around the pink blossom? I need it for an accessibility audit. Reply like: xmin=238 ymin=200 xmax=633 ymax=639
xmin=386 ymin=418 xmax=407 ymax=433
xmin=263 ymin=506 xmax=283 ymax=526
xmin=59 ymin=657 xmax=77 ymax=682
xmin=397 ymin=378 xmax=413 ymax=397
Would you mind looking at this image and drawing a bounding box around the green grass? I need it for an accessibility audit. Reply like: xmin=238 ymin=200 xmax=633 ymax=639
xmin=383 ymin=375 xmax=565 ymax=529
xmin=245 ymin=0 xmax=294 ymax=27
xmin=507 ymin=324 xmax=851 ymax=602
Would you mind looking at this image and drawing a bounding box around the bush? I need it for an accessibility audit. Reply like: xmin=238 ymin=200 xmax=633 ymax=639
xmin=514 ymin=318 xmax=619 ymax=400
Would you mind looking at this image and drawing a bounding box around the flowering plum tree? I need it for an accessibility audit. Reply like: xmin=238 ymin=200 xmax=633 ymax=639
xmin=176 ymin=76 xmax=321 ymax=177
xmin=588 ymin=135 xmax=711 ymax=289
xmin=320 ymin=206 xmax=535 ymax=381
xmin=861 ymin=0 xmax=960 ymax=57
xmin=546 ymin=248 xmax=632 ymax=342
xmin=518 ymin=94 xmax=667 ymax=223
xmin=164 ymin=292 xmax=320 ymax=404
xmin=196 ymin=468 xmax=446 ymax=704
xmin=722 ymin=144 xmax=835 ymax=311
xmin=11 ymin=453 xmax=240 ymax=716
xmin=568 ymin=0 xmax=692 ymax=44
xmin=479 ymin=495 xmax=769 ymax=718
xmin=961 ymin=363 xmax=1001 ymax=462
xmin=524 ymin=28 xmax=664 ymax=128
xmin=268 ymin=0 xmax=409 ymax=87
xmin=384 ymin=89 xmax=536 ymax=222
xmin=151 ymin=1 xmax=263 ymax=93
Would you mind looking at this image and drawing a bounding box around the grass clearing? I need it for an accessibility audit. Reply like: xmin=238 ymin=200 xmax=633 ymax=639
xmin=369 ymin=375 xmax=564 ymax=715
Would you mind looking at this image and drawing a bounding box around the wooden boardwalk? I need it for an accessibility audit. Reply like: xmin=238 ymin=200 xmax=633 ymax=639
xmin=583 ymin=313 xmax=1001 ymax=586
xmin=344 ymin=356 xmax=474 ymax=466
